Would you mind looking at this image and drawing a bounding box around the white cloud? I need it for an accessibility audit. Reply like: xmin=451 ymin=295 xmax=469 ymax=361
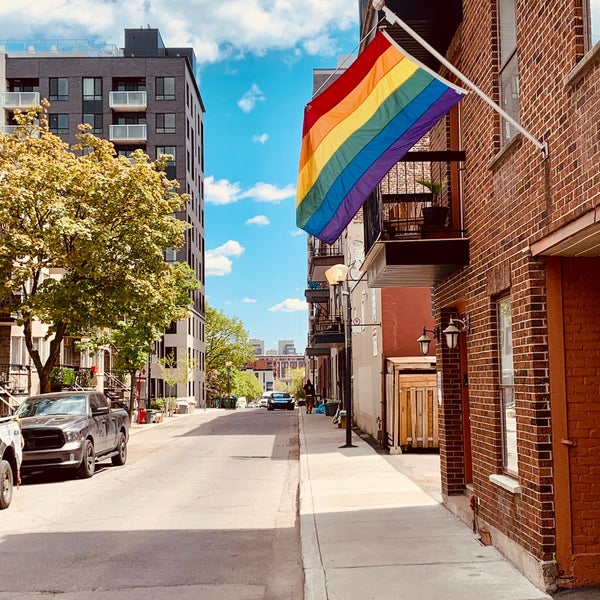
xmin=204 ymin=176 xmax=241 ymax=205
xmin=290 ymin=229 xmax=304 ymax=236
xmin=268 ymin=298 xmax=308 ymax=313
xmin=242 ymin=297 xmax=257 ymax=303
xmin=206 ymin=176 xmax=295 ymax=205
xmin=205 ymin=254 xmax=233 ymax=277
xmin=252 ymin=133 xmax=269 ymax=144
xmin=246 ymin=215 xmax=270 ymax=226
xmin=240 ymin=182 xmax=296 ymax=203
xmin=205 ymin=240 xmax=244 ymax=276
xmin=0 ymin=1 xmax=358 ymax=65
xmin=238 ymin=84 xmax=266 ymax=113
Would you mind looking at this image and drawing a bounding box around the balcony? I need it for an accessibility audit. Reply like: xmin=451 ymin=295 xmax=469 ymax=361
xmin=109 ymin=91 xmax=147 ymax=112
xmin=310 ymin=318 xmax=344 ymax=348
xmin=109 ymin=124 xmax=147 ymax=144
xmin=361 ymin=151 xmax=469 ymax=287
xmin=0 ymin=91 xmax=40 ymax=110
xmin=307 ymin=237 xmax=344 ymax=282
xmin=305 ymin=280 xmax=330 ymax=303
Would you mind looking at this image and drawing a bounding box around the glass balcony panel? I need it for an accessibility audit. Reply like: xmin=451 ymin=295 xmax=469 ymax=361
xmin=109 ymin=91 xmax=148 ymax=112
xmin=0 ymin=91 xmax=40 ymax=109
xmin=109 ymin=123 xmax=147 ymax=143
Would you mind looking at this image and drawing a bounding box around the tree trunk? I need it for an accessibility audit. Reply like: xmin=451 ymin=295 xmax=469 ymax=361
xmin=23 ymin=317 xmax=67 ymax=394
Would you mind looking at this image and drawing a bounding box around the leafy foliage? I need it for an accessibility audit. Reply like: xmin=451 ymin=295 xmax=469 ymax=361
xmin=204 ymin=303 xmax=255 ymax=403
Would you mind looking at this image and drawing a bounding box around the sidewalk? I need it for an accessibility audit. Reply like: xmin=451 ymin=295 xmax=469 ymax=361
xmin=298 ymin=409 xmax=553 ymax=600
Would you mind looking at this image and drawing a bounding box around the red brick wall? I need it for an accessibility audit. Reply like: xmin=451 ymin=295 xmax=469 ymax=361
xmin=433 ymin=0 xmax=600 ymax=582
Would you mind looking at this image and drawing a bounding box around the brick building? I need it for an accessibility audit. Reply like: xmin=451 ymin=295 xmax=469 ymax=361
xmin=357 ymin=0 xmax=600 ymax=593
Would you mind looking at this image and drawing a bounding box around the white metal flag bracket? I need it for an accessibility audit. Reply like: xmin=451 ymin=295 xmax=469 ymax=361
xmin=373 ymin=0 xmax=548 ymax=159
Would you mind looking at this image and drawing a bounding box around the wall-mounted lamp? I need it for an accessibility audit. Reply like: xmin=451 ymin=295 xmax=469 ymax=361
xmin=325 ymin=263 xmax=349 ymax=285
xmin=417 ymin=326 xmax=439 ymax=356
xmin=442 ymin=316 xmax=471 ymax=350
xmin=417 ymin=316 xmax=471 ymax=354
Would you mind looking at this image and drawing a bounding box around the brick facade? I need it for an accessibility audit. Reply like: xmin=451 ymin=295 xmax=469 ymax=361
xmin=429 ymin=0 xmax=599 ymax=591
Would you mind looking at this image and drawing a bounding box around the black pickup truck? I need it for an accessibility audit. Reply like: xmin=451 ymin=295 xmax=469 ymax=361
xmin=16 ymin=391 xmax=129 ymax=478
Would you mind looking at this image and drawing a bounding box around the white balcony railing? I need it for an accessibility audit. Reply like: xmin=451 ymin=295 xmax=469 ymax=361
xmin=109 ymin=91 xmax=147 ymax=112
xmin=109 ymin=124 xmax=147 ymax=143
xmin=0 ymin=125 xmax=40 ymax=137
xmin=0 ymin=91 xmax=40 ymax=110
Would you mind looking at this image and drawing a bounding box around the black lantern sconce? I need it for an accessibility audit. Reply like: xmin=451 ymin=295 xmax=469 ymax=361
xmin=417 ymin=326 xmax=439 ymax=356
xmin=418 ymin=316 xmax=471 ymax=354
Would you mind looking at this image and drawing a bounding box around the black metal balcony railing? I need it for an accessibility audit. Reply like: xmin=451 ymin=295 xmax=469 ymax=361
xmin=308 ymin=238 xmax=343 ymax=258
xmin=0 ymin=364 xmax=31 ymax=395
xmin=364 ymin=152 xmax=465 ymax=253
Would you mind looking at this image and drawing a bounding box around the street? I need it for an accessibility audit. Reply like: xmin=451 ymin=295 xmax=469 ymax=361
xmin=0 ymin=408 xmax=302 ymax=600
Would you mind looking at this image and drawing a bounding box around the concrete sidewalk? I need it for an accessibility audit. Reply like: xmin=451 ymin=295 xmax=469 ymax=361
xmin=298 ymin=409 xmax=552 ymax=600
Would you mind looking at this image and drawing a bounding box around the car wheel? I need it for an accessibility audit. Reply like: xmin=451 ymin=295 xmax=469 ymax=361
xmin=267 ymin=405 xmax=274 ymax=411
xmin=0 ymin=460 xmax=12 ymax=510
xmin=111 ymin=432 xmax=127 ymax=466
xmin=77 ymin=439 xmax=95 ymax=479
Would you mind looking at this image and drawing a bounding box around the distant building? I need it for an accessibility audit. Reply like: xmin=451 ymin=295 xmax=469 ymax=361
xmin=278 ymin=340 xmax=296 ymax=355
xmin=249 ymin=339 xmax=264 ymax=356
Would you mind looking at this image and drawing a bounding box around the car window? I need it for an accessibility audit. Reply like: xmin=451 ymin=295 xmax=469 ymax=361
xmin=16 ymin=395 xmax=87 ymax=417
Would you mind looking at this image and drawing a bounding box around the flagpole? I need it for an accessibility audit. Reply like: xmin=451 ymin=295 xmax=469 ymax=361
xmin=374 ymin=0 xmax=548 ymax=159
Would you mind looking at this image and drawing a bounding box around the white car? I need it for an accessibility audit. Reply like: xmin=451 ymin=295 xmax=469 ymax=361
xmin=259 ymin=392 xmax=273 ymax=408
xmin=236 ymin=397 xmax=247 ymax=409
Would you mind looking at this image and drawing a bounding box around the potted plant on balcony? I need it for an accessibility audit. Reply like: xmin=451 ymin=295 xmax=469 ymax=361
xmin=417 ymin=177 xmax=449 ymax=228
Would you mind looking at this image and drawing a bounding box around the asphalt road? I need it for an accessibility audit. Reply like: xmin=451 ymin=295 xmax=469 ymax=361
xmin=0 ymin=407 xmax=302 ymax=600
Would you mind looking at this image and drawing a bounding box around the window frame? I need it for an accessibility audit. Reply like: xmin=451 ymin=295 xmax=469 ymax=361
xmin=497 ymin=0 xmax=520 ymax=146
xmin=83 ymin=113 xmax=103 ymax=134
xmin=82 ymin=77 xmax=102 ymax=101
xmin=156 ymin=76 xmax=175 ymax=101
xmin=497 ymin=295 xmax=518 ymax=476
xmin=49 ymin=77 xmax=69 ymax=101
xmin=156 ymin=113 xmax=176 ymax=134
xmin=49 ymin=113 xmax=69 ymax=134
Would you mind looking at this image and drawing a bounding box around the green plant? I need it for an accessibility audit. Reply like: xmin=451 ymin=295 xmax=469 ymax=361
xmin=50 ymin=367 xmax=75 ymax=388
xmin=416 ymin=177 xmax=446 ymax=205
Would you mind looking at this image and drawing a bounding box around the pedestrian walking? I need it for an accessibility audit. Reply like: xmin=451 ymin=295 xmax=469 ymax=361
xmin=303 ymin=380 xmax=315 ymax=414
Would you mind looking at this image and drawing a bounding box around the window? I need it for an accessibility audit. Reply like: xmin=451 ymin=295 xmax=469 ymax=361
xmin=156 ymin=146 xmax=176 ymax=163
xmin=590 ymin=0 xmax=600 ymax=47
xmin=49 ymin=77 xmax=68 ymax=101
xmin=497 ymin=0 xmax=519 ymax=145
xmin=83 ymin=77 xmax=102 ymax=101
xmin=497 ymin=297 xmax=517 ymax=475
xmin=83 ymin=113 xmax=102 ymax=133
xmin=156 ymin=113 xmax=176 ymax=134
xmin=49 ymin=114 xmax=69 ymax=134
xmin=157 ymin=146 xmax=176 ymax=178
xmin=156 ymin=77 xmax=175 ymax=100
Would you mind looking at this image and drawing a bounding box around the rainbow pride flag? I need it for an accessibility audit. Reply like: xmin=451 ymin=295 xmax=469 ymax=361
xmin=296 ymin=30 xmax=467 ymax=244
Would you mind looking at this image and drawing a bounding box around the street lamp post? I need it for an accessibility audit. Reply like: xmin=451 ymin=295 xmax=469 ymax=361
xmin=225 ymin=360 xmax=232 ymax=408
xmin=325 ymin=263 xmax=356 ymax=449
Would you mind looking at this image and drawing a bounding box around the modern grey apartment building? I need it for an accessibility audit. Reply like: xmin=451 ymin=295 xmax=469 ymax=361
xmin=0 ymin=28 xmax=206 ymax=407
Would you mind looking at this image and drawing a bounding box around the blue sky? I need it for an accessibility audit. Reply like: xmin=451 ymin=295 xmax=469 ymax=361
xmin=0 ymin=0 xmax=361 ymax=353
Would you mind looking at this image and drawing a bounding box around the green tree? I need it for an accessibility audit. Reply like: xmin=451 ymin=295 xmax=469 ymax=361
xmin=290 ymin=367 xmax=306 ymax=400
xmin=0 ymin=103 xmax=196 ymax=393
xmin=205 ymin=303 xmax=254 ymax=404
xmin=233 ymin=370 xmax=263 ymax=401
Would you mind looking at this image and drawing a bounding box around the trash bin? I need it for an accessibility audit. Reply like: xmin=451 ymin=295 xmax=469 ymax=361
xmin=177 ymin=402 xmax=188 ymax=414
xmin=324 ymin=402 xmax=338 ymax=417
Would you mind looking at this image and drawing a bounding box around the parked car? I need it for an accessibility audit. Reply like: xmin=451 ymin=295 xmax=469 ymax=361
xmin=267 ymin=392 xmax=295 ymax=411
xmin=236 ymin=397 xmax=247 ymax=409
xmin=0 ymin=416 xmax=22 ymax=509
xmin=259 ymin=392 xmax=273 ymax=408
xmin=16 ymin=391 xmax=129 ymax=479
